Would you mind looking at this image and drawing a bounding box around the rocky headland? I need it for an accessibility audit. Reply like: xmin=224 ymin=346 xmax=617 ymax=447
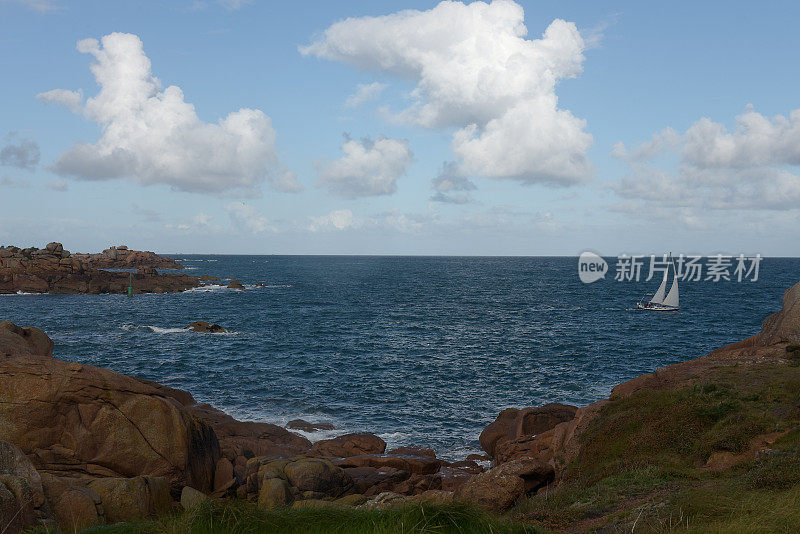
xmin=1 ymin=278 xmax=799 ymax=532
xmin=0 ymin=242 xmax=199 ymax=294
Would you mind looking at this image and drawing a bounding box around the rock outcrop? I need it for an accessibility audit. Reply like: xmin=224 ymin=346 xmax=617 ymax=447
xmin=455 ymin=457 xmax=554 ymax=513
xmin=0 ymin=351 xmax=221 ymax=495
xmin=0 ymin=242 xmax=200 ymax=294
xmin=72 ymin=245 xmax=183 ymax=270
xmin=185 ymin=403 xmax=313 ymax=476
xmin=0 ymin=440 xmax=53 ymax=533
xmin=186 ymin=321 xmax=229 ymax=333
xmin=245 ymin=457 xmax=353 ymax=508
xmin=479 ymin=403 xmax=577 ymax=461
xmin=310 ymin=433 xmax=387 ymax=458
xmin=0 ymin=321 xmax=53 ymax=358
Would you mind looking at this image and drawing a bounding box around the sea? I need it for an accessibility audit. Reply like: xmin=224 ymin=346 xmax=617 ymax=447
xmin=2 ymin=256 xmax=798 ymax=460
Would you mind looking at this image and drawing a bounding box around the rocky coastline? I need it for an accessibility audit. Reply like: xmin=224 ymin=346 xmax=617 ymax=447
xmin=1 ymin=278 xmax=799 ymax=532
xmin=0 ymin=242 xmax=199 ymax=294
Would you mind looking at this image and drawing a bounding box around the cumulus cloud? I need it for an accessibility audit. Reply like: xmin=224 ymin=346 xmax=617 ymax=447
xmin=36 ymin=89 xmax=83 ymax=113
xmin=345 ymin=82 xmax=387 ymax=108
xmin=430 ymin=161 xmax=476 ymax=204
xmin=1 ymin=133 xmax=40 ymax=170
xmin=42 ymin=32 xmax=298 ymax=195
xmin=307 ymin=209 xmax=360 ymax=232
xmin=611 ymin=105 xmax=800 ymax=211
xmin=317 ymin=135 xmax=412 ymax=197
xmin=302 ymin=0 xmax=592 ymax=185
xmin=224 ymin=202 xmax=275 ymax=233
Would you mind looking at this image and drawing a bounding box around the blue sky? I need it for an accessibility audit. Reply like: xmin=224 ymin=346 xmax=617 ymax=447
xmin=1 ymin=0 xmax=799 ymax=255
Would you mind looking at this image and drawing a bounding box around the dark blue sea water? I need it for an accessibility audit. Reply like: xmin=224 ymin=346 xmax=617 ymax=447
xmin=1 ymin=256 xmax=798 ymax=460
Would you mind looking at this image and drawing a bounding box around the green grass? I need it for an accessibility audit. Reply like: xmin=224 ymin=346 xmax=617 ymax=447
xmin=513 ymin=362 xmax=800 ymax=532
xmin=73 ymin=500 xmax=542 ymax=534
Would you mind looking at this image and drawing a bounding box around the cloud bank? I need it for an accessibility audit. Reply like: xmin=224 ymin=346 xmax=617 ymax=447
xmin=302 ymin=0 xmax=592 ymax=185
xmin=40 ymin=32 xmax=298 ymax=195
xmin=612 ymin=106 xmax=800 ymax=211
xmin=317 ymin=135 xmax=412 ymax=197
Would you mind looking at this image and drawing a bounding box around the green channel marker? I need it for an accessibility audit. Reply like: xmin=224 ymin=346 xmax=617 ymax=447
xmin=127 ymin=273 xmax=133 ymax=297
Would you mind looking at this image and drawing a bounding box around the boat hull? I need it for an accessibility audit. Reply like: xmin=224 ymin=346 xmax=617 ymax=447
xmin=636 ymin=303 xmax=679 ymax=311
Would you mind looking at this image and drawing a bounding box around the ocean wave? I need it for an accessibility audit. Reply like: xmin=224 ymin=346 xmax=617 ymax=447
xmin=120 ymin=324 xmax=241 ymax=335
xmin=244 ymin=283 xmax=292 ymax=290
xmin=0 ymin=291 xmax=41 ymax=296
xmin=183 ymin=284 xmax=233 ymax=293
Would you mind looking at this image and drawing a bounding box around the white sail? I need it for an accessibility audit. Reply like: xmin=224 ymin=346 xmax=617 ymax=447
xmin=649 ymin=264 xmax=669 ymax=304
xmin=662 ymin=261 xmax=679 ymax=308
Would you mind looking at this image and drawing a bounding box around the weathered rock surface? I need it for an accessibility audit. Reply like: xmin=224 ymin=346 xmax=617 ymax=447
xmin=72 ymin=245 xmax=183 ymax=270
xmin=87 ymin=476 xmax=171 ymax=523
xmin=0 ymin=321 xmax=53 ymax=358
xmin=332 ymin=453 xmax=442 ymax=475
xmin=0 ymin=243 xmax=199 ymax=294
xmin=455 ymin=457 xmax=554 ymax=513
xmin=0 ymin=337 xmax=221 ymax=495
xmin=0 ymin=440 xmax=53 ymax=533
xmin=41 ymin=473 xmax=104 ymax=531
xmin=479 ymin=403 xmax=577 ymax=460
xmin=246 ymin=457 xmax=353 ymax=505
xmin=311 ymin=433 xmax=386 ymax=458
xmin=180 ymin=485 xmax=208 ymax=510
xmin=186 ymin=403 xmax=312 ymax=476
xmin=343 ymin=466 xmax=410 ymax=496
xmin=186 ymin=321 xmax=229 ymax=334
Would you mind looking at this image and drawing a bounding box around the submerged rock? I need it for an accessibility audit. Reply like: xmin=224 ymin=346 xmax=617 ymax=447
xmin=227 ymin=279 xmax=245 ymax=290
xmin=186 ymin=321 xmax=228 ymax=333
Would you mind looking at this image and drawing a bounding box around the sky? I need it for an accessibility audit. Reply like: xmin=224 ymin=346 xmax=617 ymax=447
xmin=1 ymin=0 xmax=799 ymax=256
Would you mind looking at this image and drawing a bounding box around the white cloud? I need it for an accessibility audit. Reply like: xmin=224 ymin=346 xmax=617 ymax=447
xmin=317 ymin=135 xmax=412 ymax=197
xmin=302 ymin=0 xmax=592 ymax=185
xmin=43 ymin=32 xmax=298 ymax=195
xmin=430 ymin=161 xmax=476 ymax=204
xmin=224 ymin=202 xmax=275 ymax=233
xmin=611 ymin=127 xmax=680 ymax=162
xmin=611 ymin=105 xmax=800 ymax=211
xmin=345 ymin=82 xmax=387 ymax=108
xmin=307 ymin=209 xmax=360 ymax=232
xmin=36 ymin=89 xmax=83 ymax=113
xmin=683 ymin=106 xmax=800 ymax=168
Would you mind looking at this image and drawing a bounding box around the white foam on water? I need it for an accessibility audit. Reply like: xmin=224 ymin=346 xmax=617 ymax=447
xmin=121 ymin=324 xmax=242 ymax=335
xmin=0 ymin=291 xmax=40 ymax=296
xmin=183 ymin=284 xmax=232 ymax=293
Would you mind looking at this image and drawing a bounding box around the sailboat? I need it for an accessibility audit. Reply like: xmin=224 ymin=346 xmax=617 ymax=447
xmin=637 ymin=253 xmax=680 ymax=311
